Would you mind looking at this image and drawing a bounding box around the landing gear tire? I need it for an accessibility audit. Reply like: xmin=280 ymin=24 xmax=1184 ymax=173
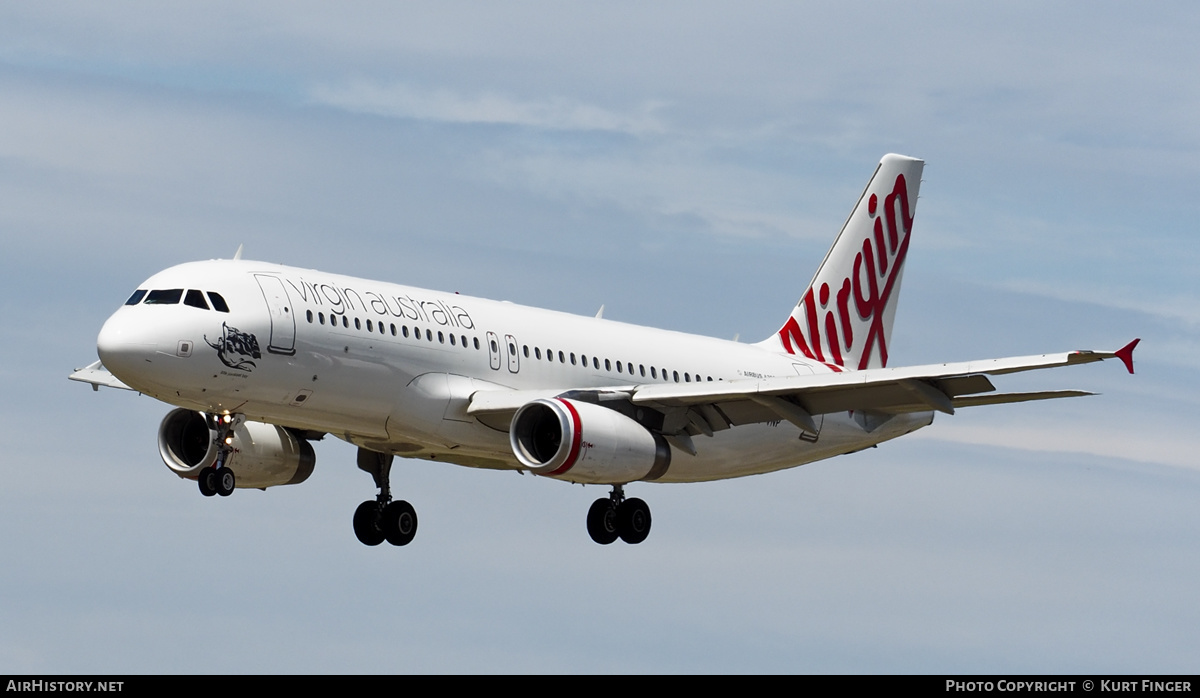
xmin=354 ymin=449 xmax=421 ymax=548
xmin=353 ymin=501 xmax=386 ymax=546
xmin=587 ymin=498 xmax=619 ymax=545
xmin=197 ymin=413 xmax=243 ymax=499
xmin=214 ymin=466 xmax=235 ymax=497
xmin=381 ymin=501 xmax=418 ymax=546
xmin=198 ymin=468 xmax=218 ymax=497
xmin=616 ymin=498 xmax=651 ymax=545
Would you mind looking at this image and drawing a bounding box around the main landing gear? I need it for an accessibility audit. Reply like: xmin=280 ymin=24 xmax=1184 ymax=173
xmin=198 ymin=413 xmax=242 ymax=498
xmin=587 ymin=485 xmax=651 ymax=545
xmin=352 ymin=448 xmax=418 ymax=547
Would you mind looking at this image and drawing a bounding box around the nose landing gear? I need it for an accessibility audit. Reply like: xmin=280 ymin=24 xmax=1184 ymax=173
xmin=197 ymin=465 xmax=236 ymax=497
xmin=587 ymin=485 xmax=651 ymax=545
xmin=197 ymin=413 xmax=242 ymax=497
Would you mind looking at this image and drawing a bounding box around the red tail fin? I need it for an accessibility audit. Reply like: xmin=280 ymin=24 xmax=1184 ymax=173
xmin=761 ymin=154 xmax=924 ymax=371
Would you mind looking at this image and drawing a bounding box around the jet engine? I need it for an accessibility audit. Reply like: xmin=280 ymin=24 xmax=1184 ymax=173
xmin=157 ymin=408 xmax=315 ymax=489
xmin=509 ymin=398 xmax=670 ymax=484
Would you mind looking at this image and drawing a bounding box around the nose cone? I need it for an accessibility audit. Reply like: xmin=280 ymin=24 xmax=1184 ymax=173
xmin=97 ymin=308 xmax=157 ymax=387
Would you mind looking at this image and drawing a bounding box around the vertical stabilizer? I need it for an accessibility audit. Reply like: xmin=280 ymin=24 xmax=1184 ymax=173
xmin=760 ymin=154 xmax=924 ymax=370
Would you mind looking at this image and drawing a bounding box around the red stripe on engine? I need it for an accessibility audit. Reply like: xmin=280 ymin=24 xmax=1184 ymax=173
xmin=547 ymin=399 xmax=582 ymax=476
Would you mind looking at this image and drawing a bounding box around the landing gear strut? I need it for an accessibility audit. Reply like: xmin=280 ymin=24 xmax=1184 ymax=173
xmin=198 ymin=413 xmax=242 ymax=497
xmin=587 ymin=485 xmax=651 ymax=545
xmin=353 ymin=448 xmax=418 ymax=547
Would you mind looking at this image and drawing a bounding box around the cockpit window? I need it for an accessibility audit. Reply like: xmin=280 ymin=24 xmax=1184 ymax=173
xmin=184 ymin=289 xmax=210 ymax=310
xmin=207 ymin=292 xmax=230 ymax=313
xmin=125 ymin=290 xmax=147 ymax=306
xmin=144 ymin=289 xmax=183 ymax=305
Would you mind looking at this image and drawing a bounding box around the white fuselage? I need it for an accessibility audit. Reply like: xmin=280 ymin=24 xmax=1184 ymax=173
xmin=97 ymin=259 xmax=932 ymax=484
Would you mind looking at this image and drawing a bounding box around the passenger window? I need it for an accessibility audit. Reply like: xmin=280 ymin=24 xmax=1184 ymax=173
xmin=426 ymin=329 xmax=432 ymax=341
xmin=593 ymin=357 xmax=599 ymax=369
xmin=535 ymin=348 xmax=542 ymax=360
xmin=605 ymin=359 xmax=611 ymax=371
xmin=473 ymin=337 xmax=480 ymax=350
xmin=342 ymin=316 xmax=349 ymax=328
xmin=145 ymin=289 xmax=183 ymax=305
xmin=306 ymin=310 xmax=313 ymax=323
xmin=124 ymin=290 xmax=147 ymax=306
xmin=206 ymin=292 xmax=230 ymax=313
xmin=184 ymin=289 xmax=209 ymax=310
xmin=319 ymin=313 xmax=325 ymax=325
xmin=366 ymin=319 xmax=373 ymax=332
xmin=355 ymin=318 xmax=361 ymax=330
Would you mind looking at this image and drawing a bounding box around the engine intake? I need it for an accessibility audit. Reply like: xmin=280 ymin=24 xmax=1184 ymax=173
xmin=509 ymin=398 xmax=670 ymax=484
xmin=157 ymin=408 xmax=315 ymax=489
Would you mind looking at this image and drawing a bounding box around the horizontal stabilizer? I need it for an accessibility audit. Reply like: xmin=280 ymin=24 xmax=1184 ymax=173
xmin=952 ymin=390 xmax=1094 ymax=408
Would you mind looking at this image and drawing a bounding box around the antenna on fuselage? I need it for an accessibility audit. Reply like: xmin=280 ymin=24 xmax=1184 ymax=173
xmin=232 ymin=244 xmax=244 ymax=260
xmin=595 ymin=304 xmax=605 ymax=319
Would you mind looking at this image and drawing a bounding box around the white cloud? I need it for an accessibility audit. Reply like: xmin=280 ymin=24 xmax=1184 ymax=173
xmin=914 ymin=420 xmax=1200 ymax=472
xmin=998 ymin=278 xmax=1200 ymax=330
xmin=309 ymin=80 xmax=668 ymax=135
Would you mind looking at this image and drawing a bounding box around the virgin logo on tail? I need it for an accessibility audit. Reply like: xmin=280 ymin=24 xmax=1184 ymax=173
xmin=778 ymin=172 xmax=915 ymax=370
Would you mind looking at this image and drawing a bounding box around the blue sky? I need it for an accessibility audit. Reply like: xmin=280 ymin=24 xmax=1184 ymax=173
xmin=1 ymin=2 xmax=1197 ymax=673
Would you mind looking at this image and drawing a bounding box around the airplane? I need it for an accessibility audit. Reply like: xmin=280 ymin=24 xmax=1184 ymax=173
xmin=70 ymin=153 xmax=1139 ymax=547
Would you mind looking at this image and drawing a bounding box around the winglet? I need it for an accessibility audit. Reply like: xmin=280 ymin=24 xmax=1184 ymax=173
xmin=1114 ymin=338 xmax=1140 ymax=374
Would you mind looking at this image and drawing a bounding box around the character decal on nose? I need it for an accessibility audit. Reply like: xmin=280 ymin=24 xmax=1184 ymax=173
xmin=205 ymin=322 xmax=262 ymax=371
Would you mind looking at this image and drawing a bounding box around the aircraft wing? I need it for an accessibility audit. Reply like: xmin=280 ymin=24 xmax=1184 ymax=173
xmin=69 ymin=360 xmax=134 ymax=391
xmin=467 ymin=340 xmax=1138 ymax=437
xmin=630 ymin=340 xmax=1138 ymax=433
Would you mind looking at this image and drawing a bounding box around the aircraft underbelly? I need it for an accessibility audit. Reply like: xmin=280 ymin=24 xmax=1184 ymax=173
xmin=358 ymin=408 xmax=934 ymax=485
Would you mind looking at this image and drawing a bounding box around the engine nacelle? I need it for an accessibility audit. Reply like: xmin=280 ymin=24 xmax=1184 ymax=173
xmin=509 ymin=398 xmax=671 ymax=484
xmin=157 ymin=408 xmax=316 ymax=489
